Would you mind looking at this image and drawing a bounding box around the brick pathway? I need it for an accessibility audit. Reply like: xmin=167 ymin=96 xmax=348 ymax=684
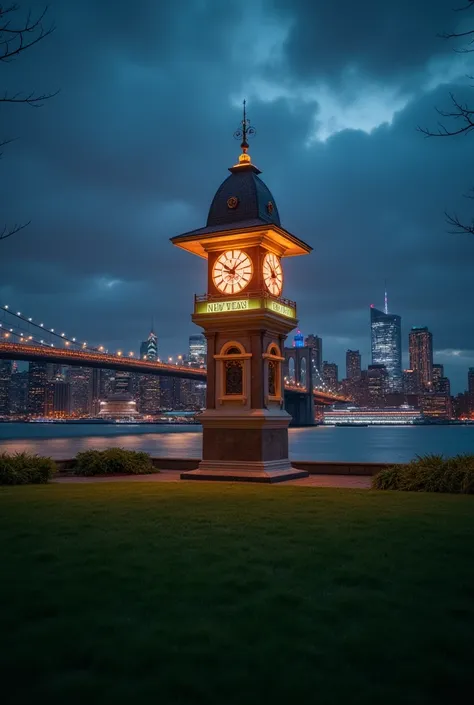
xmin=54 ymin=471 xmax=371 ymax=489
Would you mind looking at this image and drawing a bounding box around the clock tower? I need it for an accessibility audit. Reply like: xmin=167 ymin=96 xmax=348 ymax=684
xmin=171 ymin=103 xmax=312 ymax=482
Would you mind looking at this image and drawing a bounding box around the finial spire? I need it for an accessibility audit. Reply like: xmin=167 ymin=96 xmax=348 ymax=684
xmin=233 ymin=99 xmax=256 ymax=166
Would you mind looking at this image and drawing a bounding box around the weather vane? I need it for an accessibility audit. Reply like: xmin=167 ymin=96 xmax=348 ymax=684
xmin=233 ymin=100 xmax=256 ymax=162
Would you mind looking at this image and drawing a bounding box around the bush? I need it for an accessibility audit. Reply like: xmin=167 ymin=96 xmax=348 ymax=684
xmin=73 ymin=448 xmax=155 ymax=476
xmin=372 ymin=454 xmax=474 ymax=494
xmin=0 ymin=452 xmax=57 ymax=485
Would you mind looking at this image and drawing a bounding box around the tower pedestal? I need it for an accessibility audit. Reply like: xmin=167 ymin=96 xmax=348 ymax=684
xmin=181 ymin=408 xmax=308 ymax=483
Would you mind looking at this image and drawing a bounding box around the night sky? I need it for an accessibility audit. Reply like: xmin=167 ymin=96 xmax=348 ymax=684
xmin=1 ymin=0 xmax=473 ymax=392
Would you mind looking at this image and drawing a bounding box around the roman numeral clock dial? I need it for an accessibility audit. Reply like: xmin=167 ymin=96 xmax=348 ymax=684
xmin=263 ymin=252 xmax=283 ymax=296
xmin=212 ymin=250 xmax=253 ymax=294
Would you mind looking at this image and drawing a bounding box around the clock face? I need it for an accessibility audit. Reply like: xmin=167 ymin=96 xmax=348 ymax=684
xmin=263 ymin=252 xmax=283 ymax=296
xmin=212 ymin=249 xmax=253 ymax=295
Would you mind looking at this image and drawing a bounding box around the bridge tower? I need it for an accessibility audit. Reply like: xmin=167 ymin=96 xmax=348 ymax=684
xmin=284 ymin=346 xmax=316 ymax=426
xmin=171 ymin=104 xmax=312 ymax=482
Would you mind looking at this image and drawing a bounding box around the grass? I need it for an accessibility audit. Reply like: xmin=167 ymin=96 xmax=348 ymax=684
xmin=1 ymin=483 xmax=474 ymax=705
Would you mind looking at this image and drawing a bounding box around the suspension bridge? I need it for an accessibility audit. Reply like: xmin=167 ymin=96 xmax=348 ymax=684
xmin=0 ymin=304 xmax=348 ymax=413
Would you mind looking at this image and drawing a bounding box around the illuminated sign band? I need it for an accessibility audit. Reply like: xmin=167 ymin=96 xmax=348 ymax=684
xmin=195 ymin=297 xmax=296 ymax=319
xmin=266 ymin=300 xmax=295 ymax=319
xmin=206 ymin=299 xmax=250 ymax=313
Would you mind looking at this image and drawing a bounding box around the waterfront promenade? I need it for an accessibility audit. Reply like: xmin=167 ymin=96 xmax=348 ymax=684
xmin=54 ymin=470 xmax=372 ymax=489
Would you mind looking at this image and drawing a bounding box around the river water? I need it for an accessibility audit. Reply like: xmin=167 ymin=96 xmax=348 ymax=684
xmin=0 ymin=423 xmax=473 ymax=463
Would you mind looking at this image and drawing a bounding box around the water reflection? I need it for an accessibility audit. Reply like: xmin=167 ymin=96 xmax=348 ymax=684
xmin=0 ymin=423 xmax=473 ymax=462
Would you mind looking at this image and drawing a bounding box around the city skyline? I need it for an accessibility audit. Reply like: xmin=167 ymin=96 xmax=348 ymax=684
xmin=0 ymin=1 xmax=473 ymax=395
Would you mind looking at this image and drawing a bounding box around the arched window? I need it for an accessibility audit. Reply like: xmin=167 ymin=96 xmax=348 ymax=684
xmin=288 ymin=356 xmax=295 ymax=384
xmin=215 ymin=341 xmax=251 ymax=404
xmin=268 ymin=359 xmax=277 ymax=396
xmin=225 ymin=359 xmax=243 ymax=395
xmin=264 ymin=341 xmax=284 ymax=403
xmin=300 ymin=357 xmax=307 ymax=389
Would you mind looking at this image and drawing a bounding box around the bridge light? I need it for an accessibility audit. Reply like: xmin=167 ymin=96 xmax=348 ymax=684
xmin=168 ymin=357 xmax=172 ymax=362
xmin=17 ymin=312 xmax=21 ymax=316
xmin=28 ymin=317 xmax=32 ymax=322
xmin=61 ymin=333 xmax=65 ymax=337
xmin=65 ymin=341 xmax=69 ymax=346
xmin=72 ymin=337 xmax=76 ymax=342
xmin=40 ymin=339 xmax=44 ymax=344
xmin=99 ymin=346 xmax=104 ymax=352
xmin=4 ymin=305 xmax=8 ymax=309
xmin=40 ymin=323 xmax=43 ymax=327
xmin=51 ymin=329 xmax=54 ymax=333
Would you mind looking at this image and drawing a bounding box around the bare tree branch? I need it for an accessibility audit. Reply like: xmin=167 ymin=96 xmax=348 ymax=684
xmin=0 ymin=89 xmax=60 ymax=106
xmin=418 ymin=93 xmax=474 ymax=137
xmin=0 ymin=4 xmax=57 ymax=242
xmin=0 ymin=221 xmax=31 ymax=241
xmin=445 ymin=211 xmax=474 ymax=234
xmin=420 ymin=2 xmax=474 ymax=234
xmin=0 ymin=4 xmax=55 ymax=62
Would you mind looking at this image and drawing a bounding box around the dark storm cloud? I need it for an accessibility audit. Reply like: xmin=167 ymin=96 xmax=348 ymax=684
xmin=1 ymin=0 xmax=473 ymax=391
xmin=269 ymin=0 xmax=461 ymax=85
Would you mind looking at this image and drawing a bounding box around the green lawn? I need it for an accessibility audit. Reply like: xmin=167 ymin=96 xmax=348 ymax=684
xmin=1 ymin=483 xmax=474 ymax=705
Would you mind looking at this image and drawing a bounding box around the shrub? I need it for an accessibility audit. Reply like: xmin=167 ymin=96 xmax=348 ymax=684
xmin=73 ymin=448 xmax=155 ymax=476
xmin=0 ymin=452 xmax=57 ymax=485
xmin=372 ymin=454 xmax=474 ymax=494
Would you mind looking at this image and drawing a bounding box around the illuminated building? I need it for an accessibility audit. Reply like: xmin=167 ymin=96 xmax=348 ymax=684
xmin=113 ymin=370 xmax=131 ymax=395
xmin=469 ymin=368 xmax=474 ymax=414
xmin=346 ymin=350 xmax=361 ymax=380
xmin=189 ymin=334 xmax=207 ymax=367
xmin=305 ymin=334 xmax=322 ymax=372
xmin=9 ymin=369 xmax=28 ymax=415
xmin=324 ymin=406 xmax=422 ymax=425
xmin=420 ymin=393 xmax=452 ymax=419
xmin=51 ymin=381 xmax=71 ymax=417
xmin=367 ymin=364 xmax=387 ymax=407
xmin=409 ymin=326 xmax=433 ymax=390
xmin=432 ymin=364 xmax=443 ymax=389
xmin=98 ymin=394 xmax=139 ymax=420
xmin=0 ymin=360 xmax=12 ymax=416
xmin=370 ymin=305 xmax=402 ymax=391
xmin=138 ymin=374 xmax=161 ymax=415
xmin=140 ymin=329 xmax=158 ymax=361
xmin=27 ymin=362 xmax=48 ymax=416
xmin=403 ymin=369 xmax=421 ymax=394
xmin=68 ymin=366 xmax=92 ymax=416
xmin=322 ymin=361 xmax=338 ymax=389
xmin=293 ymin=330 xmax=304 ymax=348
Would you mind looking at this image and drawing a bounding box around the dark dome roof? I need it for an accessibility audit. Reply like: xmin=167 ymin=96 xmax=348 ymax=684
xmin=206 ymin=163 xmax=281 ymax=229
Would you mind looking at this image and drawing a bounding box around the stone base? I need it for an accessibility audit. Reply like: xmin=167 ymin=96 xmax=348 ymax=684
xmin=180 ymin=459 xmax=308 ymax=484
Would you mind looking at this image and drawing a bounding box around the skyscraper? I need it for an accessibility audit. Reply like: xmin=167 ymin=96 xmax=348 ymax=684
xmin=305 ymin=334 xmax=322 ymax=372
xmin=189 ymin=334 xmax=207 ymax=367
xmin=9 ymin=369 xmax=28 ymax=415
xmin=68 ymin=367 xmax=92 ymax=416
xmin=140 ymin=329 xmax=158 ymax=360
xmin=0 ymin=360 xmax=12 ymax=416
xmin=293 ymin=330 xmax=304 ymax=348
xmin=370 ymin=304 xmax=402 ymax=391
xmin=28 ymin=362 xmax=48 ymax=416
xmin=409 ymin=327 xmax=433 ymax=390
xmin=346 ymin=350 xmax=361 ymax=380
xmin=468 ymin=368 xmax=474 ymax=413
xmin=367 ymin=364 xmax=388 ymax=407
xmin=322 ymin=361 xmax=338 ymax=389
